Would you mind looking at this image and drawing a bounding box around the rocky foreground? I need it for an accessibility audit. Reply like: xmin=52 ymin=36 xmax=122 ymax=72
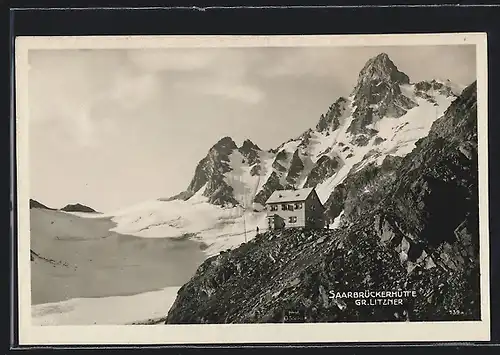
xmin=165 ymin=81 xmax=479 ymax=324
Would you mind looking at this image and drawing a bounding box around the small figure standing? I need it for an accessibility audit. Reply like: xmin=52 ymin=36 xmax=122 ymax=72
xmin=256 ymin=226 xmax=260 ymax=235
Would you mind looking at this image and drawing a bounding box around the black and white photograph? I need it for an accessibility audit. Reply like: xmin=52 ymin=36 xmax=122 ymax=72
xmin=15 ymin=33 xmax=490 ymax=344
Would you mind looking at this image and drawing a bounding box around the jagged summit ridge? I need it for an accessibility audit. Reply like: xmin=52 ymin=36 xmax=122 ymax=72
xmin=239 ymin=139 xmax=261 ymax=152
xmin=167 ymin=52 xmax=462 ymax=211
xmin=354 ymin=52 xmax=410 ymax=90
xmin=167 ymin=136 xmax=239 ymax=206
xmin=212 ymin=136 xmax=238 ymax=152
xmin=349 ymin=53 xmax=418 ymax=132
xmin=316 ymin=97 xmax=349 ymax=133
xmin=239 ymin=139 xmax=262 ymax=167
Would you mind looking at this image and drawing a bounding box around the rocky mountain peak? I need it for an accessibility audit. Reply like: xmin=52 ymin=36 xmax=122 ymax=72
xmin=239 ymin=139 xmax=262 ymax=166
xmin=239 ymin=139 xmax=261 ymax=152
xmin=211 ymin=136 xmax=237 ymax=154
xmin=355 ymin=53 xmax=410 ymax=89
xmin=428 ymin=80 xmax=476 ymax=142
xmin=168 ymin=136 xmax=239 ymax=206
xmin=348 ymin=53 xmax=417 ymax=134
xmin=167 ymin=54 xmax=467 ymax=217
xmin=316 ymin=97 xmax=349 ymax=133
xmin=463 ymin=80 xmax=477 ymax=98
xmin=414 ymin=79 xmax=456 ymax=101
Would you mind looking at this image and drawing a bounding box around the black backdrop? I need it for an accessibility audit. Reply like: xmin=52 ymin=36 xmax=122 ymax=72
xmin=7 ymin=2 xmax=500 ymax=353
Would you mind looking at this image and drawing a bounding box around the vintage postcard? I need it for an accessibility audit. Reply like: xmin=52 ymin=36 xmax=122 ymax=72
xmin=15 ymin=33 xmax=489 ymax=345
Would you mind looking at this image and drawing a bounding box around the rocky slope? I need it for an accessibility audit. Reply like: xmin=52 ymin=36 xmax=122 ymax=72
xmin=165 ymin=81 xmax=479 ymax=323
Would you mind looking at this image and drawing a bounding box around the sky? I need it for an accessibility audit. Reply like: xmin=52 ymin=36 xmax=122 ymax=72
xmin=28 ymin=44 xmax=477 ymax=213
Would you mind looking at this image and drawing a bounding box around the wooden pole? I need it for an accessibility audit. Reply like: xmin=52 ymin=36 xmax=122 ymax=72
xmin=243 ymin=207 xmax=247 ymax=243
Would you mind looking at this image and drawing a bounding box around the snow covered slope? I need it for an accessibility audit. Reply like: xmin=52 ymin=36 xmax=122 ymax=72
xmin=314 ymin=86 xmax=457 ymax=201
xmin=103 ymin=187 xmax=267 ymax=257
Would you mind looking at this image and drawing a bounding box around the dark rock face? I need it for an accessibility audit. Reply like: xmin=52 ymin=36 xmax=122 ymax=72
xmin=414 ymin=79 xmax=455 ymax=102
xmin=275 ymin=150 xmax=287 ymax=161
xmin=323 ymin=154 xmax=401 ymax=222
xmin=171 ymin=136 xmax=239 ymax=206
xmin=204 ymin=175 xmax=239 ymax=206
xmin=239 ymin=139 xmax=261 ymax=166
xmin=349 ymin=159 xmax=402 ymax=221
xmin=316 ymin=97 xmax=348 ymax=132
xmin=350 ymin=134 xmax=370 ymax=147
xmin=304 ymin=155 xmax=341 ymax=188
xmin=187 ymin=137 xmax=237 ymax=193
xmin=380 ymin=80 xmax=478 ymax=263
xmin=298 ymin=129 xmax=313 ymax=147
xmin=60 ymin=203 xmax=98 ymax=213
xmin=254 ymin=172 xmax=286 ymax=205
xmin=285 ymin=150 xmax=305 ymax=186
xmin=165 ymin=81 xmax=479 ymax=324
xmin=346 ymin=107 xmax=375 ymax=135
xmin=348 ymin=53 xmax=418 ymax=135
xmin=355 ymin=53 xmax=411 ymax=88
xmin=250 ymin=164 xmax=262 ymax=176
xmin=272 ymin=150 xmax=288 ymax=173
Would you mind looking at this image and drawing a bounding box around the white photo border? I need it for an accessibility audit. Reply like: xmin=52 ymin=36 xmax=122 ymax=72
xmin=15 ymin=32 xmax=490 ymax=345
